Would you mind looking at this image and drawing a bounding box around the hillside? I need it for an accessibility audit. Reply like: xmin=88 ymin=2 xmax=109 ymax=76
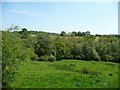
xmin=9 ymin=60 xmax=118 ymax=88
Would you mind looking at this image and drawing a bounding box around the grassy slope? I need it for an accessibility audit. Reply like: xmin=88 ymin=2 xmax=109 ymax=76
xmin=10 ymin=60 xmax=118 ymax=88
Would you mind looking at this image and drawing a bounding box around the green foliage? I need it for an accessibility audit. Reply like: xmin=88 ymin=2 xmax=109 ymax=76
xmin=3 ymin=28 xmax=119 ymax=88
xmin=105 ymin=54 xmax=113 ymax=62
xmin=19 ymin=28 xmax=28 ymax=39
xmin=35 ymin=34 xmax=54 ymax=57
xmin=54 ymin=38 xmax=68 ymax=60
xmin=17 ymin=29 xmax=118 ymax=63
xmin=2 ymin=31 xmax=25 ymax=86
xmin=0 ymin=32 xmax=2 ymax=62
xmin=93 ymin=50 xmax=100 ymax=61
xmin=2 ymin=31 xmax=37 ymax=87
xmin=86 ymin=31 xmax=90 ymax=35
xmin=82 ymin=32 xmax=86 ymax=36
xmin=71 ymin=31 xmax=77 ymax=36
xmin=60 ymin=31 xmax=67 ymax=36
xmin=49 ymin=55 xmax=56 ymax=62
xmin=39 ymin=55 xmax=56 ymax=62
xmin=22 ymin=28 xmax=27 ymax=32
xmin=39 ymin=55 xmax=49 ymax=61
xmin=82 ymin=42 xmax=99 ymax=60
xmin=71 ymin=43 xmax=83 ymax=59
xmin=77 ymin=31 xmax=82 ymax=36
xmin=3 ymin=29 xmax=119 ymax=64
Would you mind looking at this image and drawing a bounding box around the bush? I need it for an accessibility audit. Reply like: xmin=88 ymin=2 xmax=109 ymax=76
xmin=49 ymin=55 xmax=56 ymax=62
xmin=105 ymin=54 xmax=113 ymax=62
xmin=39 ymin=55 xmax=49 ymax=61
xmin=2 ymin=31 xmax=30 ymax=87
xmin=39 ymin=55 xmax=56 ymax=62
xmin=31 ymin=54 xmax=39 ymax=61
xmin=94 ymin=51 xmax=101 ymax=61
xmin=35 ymin=34 xmax=54 ymax=57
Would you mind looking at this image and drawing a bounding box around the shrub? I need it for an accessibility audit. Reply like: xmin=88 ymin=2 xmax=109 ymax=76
xmin=94 ymin=51 xmax=101 ymax=61
xmin=35 ymin=34 xmax=54 ymax=57
xmin=49 ymin=55 xmax=56 ymax=62
xmin=39 ymin=55 xmax=49 ymax=61
xmin=31 ymin=54 xmax=39 ymax=61
xmin=105 ymin=54 xmax=113 ymax=62
xmin=2 ymin=31 xmax=30 ymax=87
xmin=54 ymin=39 xmax=68 ymax=60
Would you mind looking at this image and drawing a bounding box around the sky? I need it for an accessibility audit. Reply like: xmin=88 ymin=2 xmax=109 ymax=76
xmin=2 ymin=1 xmax=118 ymax=35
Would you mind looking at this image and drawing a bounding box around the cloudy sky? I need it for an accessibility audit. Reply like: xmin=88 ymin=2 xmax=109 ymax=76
xmin=2 ymin=1 xmax=118 ymax=35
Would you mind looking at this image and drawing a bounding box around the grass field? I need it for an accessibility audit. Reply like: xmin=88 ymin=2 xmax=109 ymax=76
xmin=9 ymin=60 xmax=118 ymax=88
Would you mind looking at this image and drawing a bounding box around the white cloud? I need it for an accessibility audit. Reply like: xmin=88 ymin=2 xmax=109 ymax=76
xmin=9 ymin=9 xmax=42 ymax=16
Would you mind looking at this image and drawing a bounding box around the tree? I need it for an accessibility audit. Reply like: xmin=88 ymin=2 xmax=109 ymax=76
xmin=108 ymin=41 xmax=119 ymax=62
xmin=96 ymin=43 xmax=107 ymax=61
xmin=22 ymin=28 xmax=27 ymax=32
xmin=35 ymin=34 xmax=54 ymax=57
xmin=2 ymin=31 xmax=37 ymax=87
xmin=60 ymin=31 xmax=67 ymax=36
xmin=78 ymin=31 xmax=82 ymax=36
xmin=20 ymin=28 xmax=28 ymax=39
xmin=71 ymin=31 xmax=77 ymax=36
xmin=82 ymin=32 xmax=86 ymax=36
xmin=6 ymin=25 xmax=21 ymax=31
xmin=86 ymin=31 xmax=90 ymax=35
xmin=2 ymin=32 xmax=26 ymax=87
xmin=54 ymin=39 xmax=68 ymax=60
xmin=71 ymin=43 xmax=83 ymax=59
xmin=82 ymin=42 xmax=100 ymax=61
xmin=0 ymin=32 xmax=1 ymax=61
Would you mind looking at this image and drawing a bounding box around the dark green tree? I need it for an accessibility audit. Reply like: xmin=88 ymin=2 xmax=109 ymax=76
xmin=78 ymin=31 xmax=82 ymax=36
xmin=82 ymin=42 xmax=100 ymax=61
xmin=71 ymin=31 xmax=77 ymax=36
xmin=60 ymin=31 xmax=67 ymax=36
xmin=35 ymin=34 xmax=54 ymax=57
xmin=54 ymin=39 xmax=68 ymax=60
xmin=21 ymin=28 xmax=28 ymax=39
xmin=86 ymin=31 xmax=90 ymax=35
xmin=82 ymin=32 xmax=86 ymax=36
